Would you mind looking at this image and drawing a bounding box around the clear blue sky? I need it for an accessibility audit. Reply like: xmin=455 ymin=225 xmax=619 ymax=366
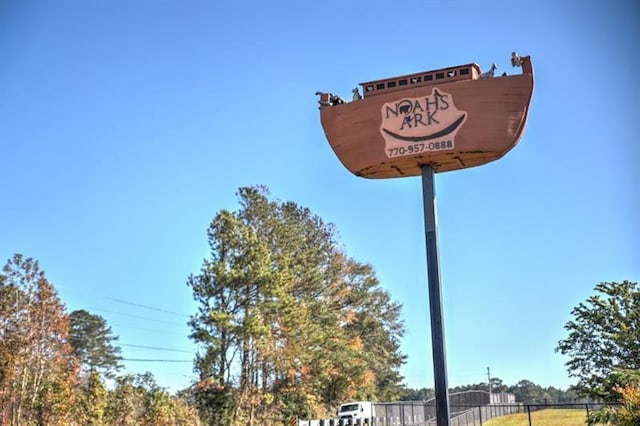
xmin=1 ymin=0 xmax=638 ymax=395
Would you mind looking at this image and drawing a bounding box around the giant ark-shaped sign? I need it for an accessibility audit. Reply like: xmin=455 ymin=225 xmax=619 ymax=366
xmin=317 ymin=53 xmax=534 ymax=178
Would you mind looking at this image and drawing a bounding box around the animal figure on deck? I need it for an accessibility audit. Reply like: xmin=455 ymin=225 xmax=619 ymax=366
xmin=352 ymin=88 xmax=362 ymax=101
xmin=511 ymin=51 xmax=523 ymax=67
xmin=330 ymin=94 xmax=346 ymax=105
xmin=315 ymin=91 xmax=346 ymax=107
xmin=479 ymin=63 xmax=498 ymax=79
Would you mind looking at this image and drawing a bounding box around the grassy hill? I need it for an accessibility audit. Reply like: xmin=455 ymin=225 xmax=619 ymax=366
xmin=483 ymin=408 xmax=588 ymax=426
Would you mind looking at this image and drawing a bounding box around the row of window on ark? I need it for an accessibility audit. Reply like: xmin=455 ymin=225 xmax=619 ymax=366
xmin=362 ymin=66 xmax=474 ymax=95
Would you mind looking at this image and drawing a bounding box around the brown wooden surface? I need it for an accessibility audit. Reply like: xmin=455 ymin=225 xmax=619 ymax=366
xmin=319 ymin=58 xmax=534 ymax=178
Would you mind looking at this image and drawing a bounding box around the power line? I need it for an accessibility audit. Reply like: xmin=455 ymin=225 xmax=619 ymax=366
xmin=88 ymin=307 xmax=186 ymax=327
xmin=105 ymin=297 xmax=191 ymax=318
xmin=68 ymin=315 xmax=190 ymax=336
xmin=120 ymin=343 xmax=195 ymax=354
xmin=58 ymin=284 xmax=192 ymax=318
xmin=111 ymin=323 xmax=189 ymax=336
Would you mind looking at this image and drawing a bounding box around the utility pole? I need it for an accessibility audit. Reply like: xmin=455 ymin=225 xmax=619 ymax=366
xmin=487 ymin=367 xmax=492 ymax=400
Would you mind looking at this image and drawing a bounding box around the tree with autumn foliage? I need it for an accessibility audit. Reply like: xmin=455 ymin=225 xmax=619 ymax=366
xmin=587 ymin=371 xmax=640 ymax=425
xmin=75 ymin=371 xmax=109 ymax=425
xmin=0 ymin=254 xmax=79 ymax=425
xmin=0 ymin=254 xmax=202 ymax=425
xmin=104 ymin=372 xmax=201 ymax=426
xmin=612 ymin=383 xmax=640 ymax=425
xmin=188 ymin=186 xmax=406 ymax=425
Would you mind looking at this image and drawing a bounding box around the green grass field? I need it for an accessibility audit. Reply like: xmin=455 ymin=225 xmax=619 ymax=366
xmin=483 ymin=409 xmax=590 ymax=426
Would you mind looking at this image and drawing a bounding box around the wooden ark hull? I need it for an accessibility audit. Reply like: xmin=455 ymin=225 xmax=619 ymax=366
xmin=319 ymin=57 xmax=534 ymax=178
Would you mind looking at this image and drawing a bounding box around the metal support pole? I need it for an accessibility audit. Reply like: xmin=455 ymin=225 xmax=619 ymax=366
xmin=420 ymin=165 xmax=450 ymax=426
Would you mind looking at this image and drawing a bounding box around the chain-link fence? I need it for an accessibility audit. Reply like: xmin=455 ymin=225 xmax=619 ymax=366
xmin=299 ymin=403 xmax=623 ymax=426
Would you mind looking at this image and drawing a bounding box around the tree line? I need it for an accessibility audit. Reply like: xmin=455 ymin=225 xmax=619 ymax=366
xmin=402 ymin=379 xmax=582 ymax=404
xmin=0 ymin=254 xmax=201 ymax=425
xmin=1 ymin=185 xmax=638 ymax=425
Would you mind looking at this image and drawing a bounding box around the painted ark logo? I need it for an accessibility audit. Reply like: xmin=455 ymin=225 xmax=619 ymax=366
xmin=380 ymin=88 xmax=467 ymax=158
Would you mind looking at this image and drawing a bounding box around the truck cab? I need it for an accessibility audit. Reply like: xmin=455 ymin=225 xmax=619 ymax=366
xmin=337 ymin=401 xmax=374 ymax=421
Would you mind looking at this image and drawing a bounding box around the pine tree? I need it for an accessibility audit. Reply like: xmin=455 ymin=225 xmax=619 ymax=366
xmin=188 ymin=186 xmax=406 ymax=424
xmin=69 ymin=309 xmax=122 ymax=379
